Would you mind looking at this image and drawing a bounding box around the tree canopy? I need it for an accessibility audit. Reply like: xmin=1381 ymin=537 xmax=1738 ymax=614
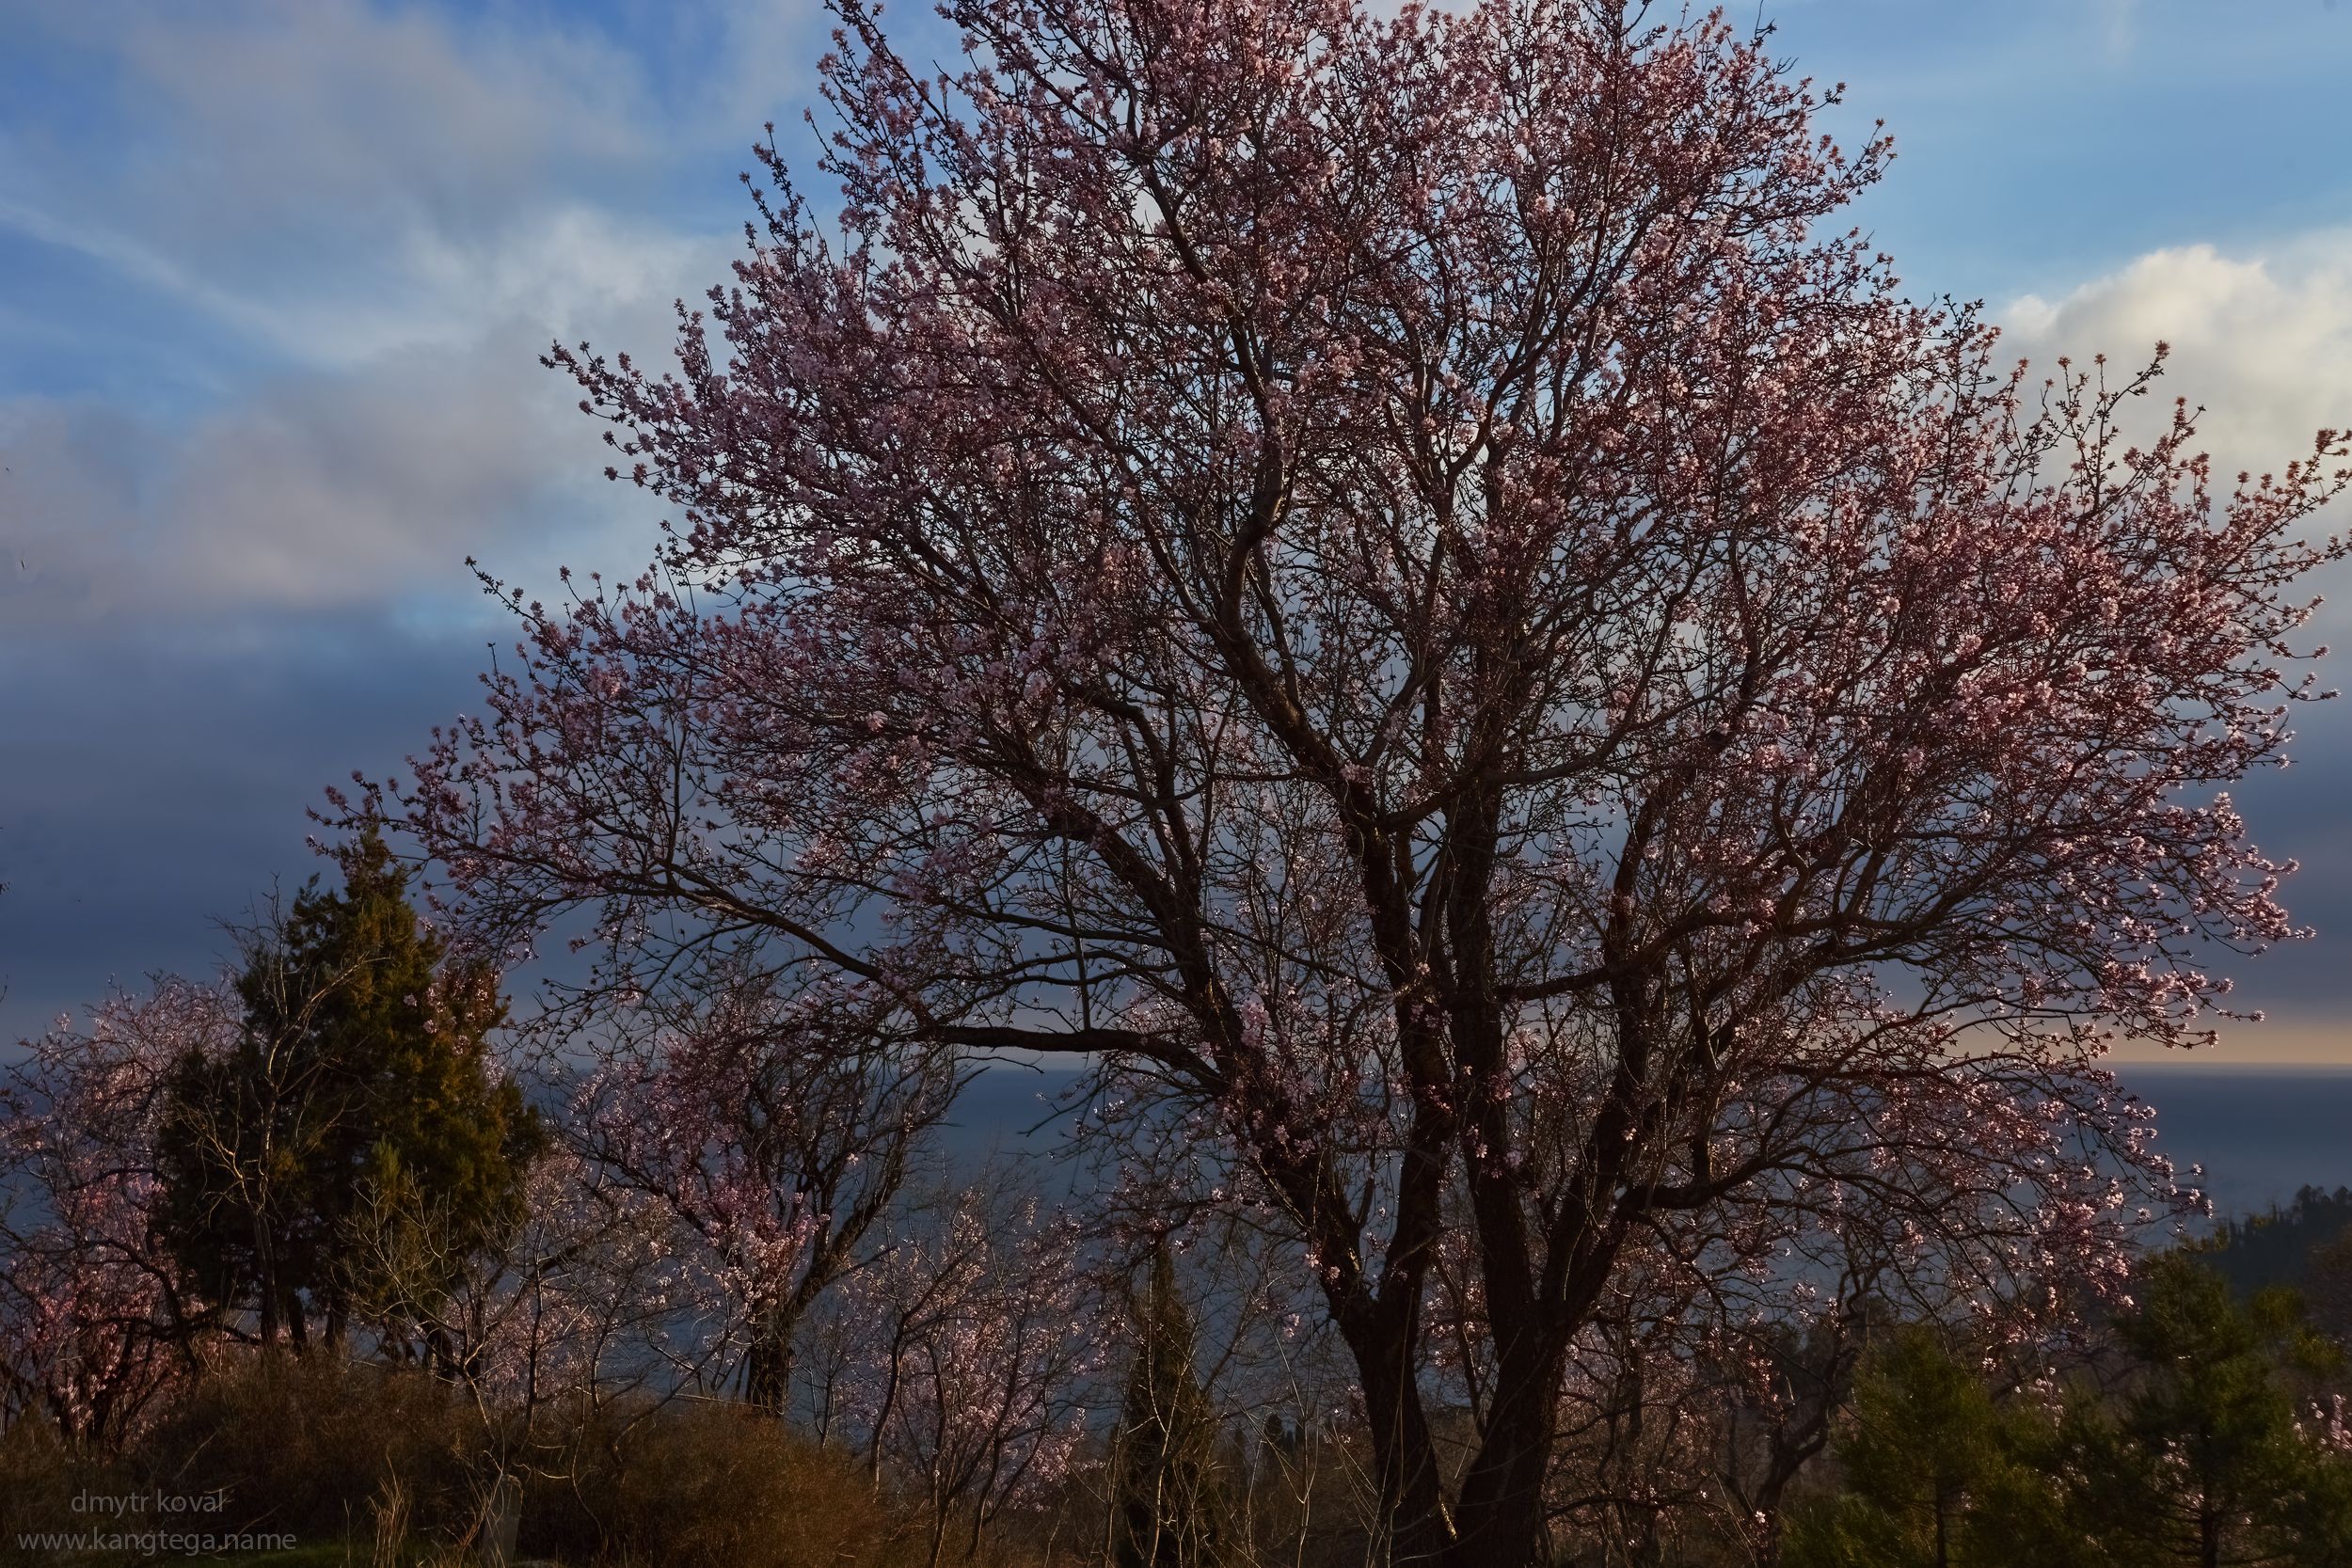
xmin=349 ymin=0 xmax=2351 ymax=1560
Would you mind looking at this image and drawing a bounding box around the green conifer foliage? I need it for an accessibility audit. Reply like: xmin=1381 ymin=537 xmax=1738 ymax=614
xmin=155 ymin=831 xmax=541 ymax=1353
xmin=1111 ymin=1241 xmax=1227 ymax=1568
xmin=1790 ymin=1260 xmax=2352 ymax=1568
xmin=2062 ymin=1254 xmax=2352 ymax=1568
xmin=1784 ymin=1327 xmax=2066 ymax=1568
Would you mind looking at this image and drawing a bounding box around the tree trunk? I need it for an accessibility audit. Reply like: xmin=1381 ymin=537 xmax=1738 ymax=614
xmin=1443 ymin=1343 xmax=1561 ymax=1568
xmin=321 ymin=1284 xmax=348 ymax=1354
xmin=252 ymin=1210 xmax=281 ymax=1347
xmin=1740 ymin=1441 xmax=1811 ymax=1568
xmin=744 ymin=1308 xmax=795 ymax=1415
xmin=1343 ymin=1320 xmax=1454 ymax=1565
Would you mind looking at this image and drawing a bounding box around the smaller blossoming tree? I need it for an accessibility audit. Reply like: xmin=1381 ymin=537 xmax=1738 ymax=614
xmin=564 ymin=957 xmax=962 ymax=1412
xmin=809 ymin=1179 xmax=1098 ymax=1566
xmin=0 ymin=978 xmax=227 ymax=1448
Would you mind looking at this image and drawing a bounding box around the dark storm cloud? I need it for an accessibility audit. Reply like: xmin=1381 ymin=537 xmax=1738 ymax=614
xmin=0 ymin=619 xmax=491 ymax=1039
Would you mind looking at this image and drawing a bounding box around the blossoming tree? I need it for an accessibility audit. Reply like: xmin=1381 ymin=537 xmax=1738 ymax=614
xmin=808 ymin=1180 xmax=1095 ymax=1567
xmin=563 ymin=958 xmax=961 ymax=1411
xmin=362 ymin=0 xmax=2349 ymax=1559
xmin=0 ymin=979 xmax=227 ymax=1447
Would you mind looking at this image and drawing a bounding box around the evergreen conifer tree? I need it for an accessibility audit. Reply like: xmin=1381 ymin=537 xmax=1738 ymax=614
xmin=1784 ymin=1327 xmax=2068 ymax=1568
xmin=156 ymin=831 xmax=540 ymax=1351
xmin=2062 ymin=1254 xmax=2352 ymax=1568
xmin=1111 ymin=1241 xmax=1226 ymax=1568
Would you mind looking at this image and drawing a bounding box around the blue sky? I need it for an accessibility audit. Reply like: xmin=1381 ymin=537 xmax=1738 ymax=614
xmin=3 ymin=0 xmax=2351 ymax=1056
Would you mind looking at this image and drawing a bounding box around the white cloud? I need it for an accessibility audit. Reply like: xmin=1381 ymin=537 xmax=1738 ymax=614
xmin=0 ymin=0 xmax=725 ymax=369
xmin=0 ymin=207 xmax=732 ymax=626
xmin=0 ymin=0 xmax=770 ymax=623
xmin=12 ymin=0 xmax=649 ymax=245
xmin=1999 ymin=237 xmax=2352 ymax=494
xmin=0 ymin=229 xmax=723 ymax=626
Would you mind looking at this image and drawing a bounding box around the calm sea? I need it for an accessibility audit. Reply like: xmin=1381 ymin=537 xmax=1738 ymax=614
xmin=2119 ymin=1064 xmax=2352 ymax=1218
xmin=942 ymin=1065 xmax=2352 ymax=1224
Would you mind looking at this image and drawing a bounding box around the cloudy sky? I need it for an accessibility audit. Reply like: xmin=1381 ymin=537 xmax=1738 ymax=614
xmin=3 ymin=0 xmax=2350 ymax=1056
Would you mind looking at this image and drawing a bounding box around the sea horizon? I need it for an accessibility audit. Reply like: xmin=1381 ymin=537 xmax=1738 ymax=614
xmin=943 ymin=1062 xmax=2352 ymax=1225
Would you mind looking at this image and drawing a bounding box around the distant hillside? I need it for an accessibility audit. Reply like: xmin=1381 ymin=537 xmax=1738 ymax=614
xmin=2194 ymin=1184 xmax=2352 ymax=1297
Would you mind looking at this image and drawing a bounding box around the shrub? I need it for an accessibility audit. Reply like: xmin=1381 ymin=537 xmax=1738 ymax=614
xmin=0 ymin=1417 xmax=136 ymax=1568
xmin=133 ymin=1352 xmax=483 ymax=1548
xmin=522 ymin=1398 xmax=930 ymax=1568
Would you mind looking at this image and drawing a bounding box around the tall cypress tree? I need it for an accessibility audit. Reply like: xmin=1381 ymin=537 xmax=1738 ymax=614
xmin=156 ymin=831 xmax=541 ymax=1351
xmin=1111 ymin=1241 xmax=1226 ymax=1568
